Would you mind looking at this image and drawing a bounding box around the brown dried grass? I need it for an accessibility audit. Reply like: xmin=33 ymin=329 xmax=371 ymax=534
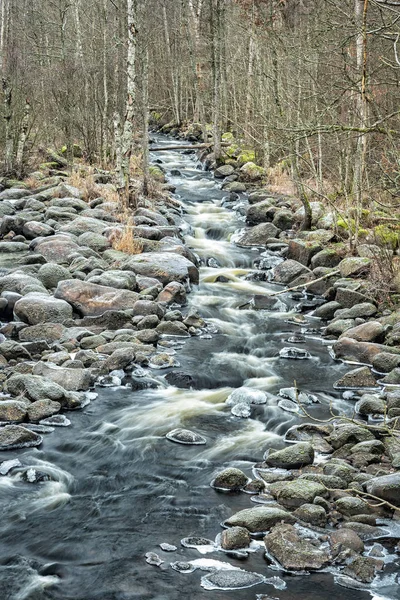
xmin=110 ymin=217 xmax=143 ymax=255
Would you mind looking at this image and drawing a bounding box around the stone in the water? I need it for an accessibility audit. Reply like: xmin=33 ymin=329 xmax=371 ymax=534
xmin=0 ymin=425 xmax=42 ymax=450
xmin=159 ymin=543 xmax=177 ymax=552
xmin=278 ymin=398 xmax=301 ymax=414
xmin=231 ymin=403 xmax=252 ymax=418
xmin=212 ymin=468 xmax=248 ymax=491
xmin=278 ymin=387 xmax=318 ymax=404
xmin=181 ymin=537 xmax=214 ymax=550
xmin=264 ymin=524 xmax=330 ymax=571
xmin=145 ymin=552 xmax=164 ymax=567
xmin=148 ymin=353 xmax=179 ymax=369
xmin=226 ymin=387 xmax=267 ymax=406
xmin=279 ymin=347 xmax=311 ymax=360
xmin=0 ymin=458 xmax=22 ymax=475
xmin=40 ymin=415 xmax=71 ymax=427
xmin=201 ymin=569 xmax=265 ymax=591
xmin=166 ymin=428 xmax=206 ymax=445
xmin=21 ymin=468 xmax=51 ymax=483
xmin=264 ymin=576 xmax=287 ymax=590
xmin=170 ymin=561 xmax=196 ymax=573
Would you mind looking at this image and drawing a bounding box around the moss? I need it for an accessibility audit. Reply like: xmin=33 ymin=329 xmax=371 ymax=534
xmin=238 ymin=149 xmax=256 ymax=163
xmin=374 ymin=224 xmax=399 ymax=249
xmin=5 ymin=179 xmax=27 ymax=188
xmin=226 ymin=143 xmax=240 ymax=158
xmin=151 ymin=111 xmax=162 ymax=122
xmin=149 ymin=165 xmax=165 ymax=182
xmin=222 ymin=132 xmax=234 ymax=142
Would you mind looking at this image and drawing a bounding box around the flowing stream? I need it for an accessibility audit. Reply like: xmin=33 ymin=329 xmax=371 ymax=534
xmin=0 ymin=136 xmax=396 ymax=600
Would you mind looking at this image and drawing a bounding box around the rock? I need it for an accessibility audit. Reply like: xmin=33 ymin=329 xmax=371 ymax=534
xmin=314 ymin=301 xmax=342 ymax=320
xmin=78 ymin=232 xmax=110 ymax=252
xmin=311 ymin=249 xmax=342 ymax=269
xmin=325 ymin=319 xmax=356 ymax=337
xmin=131 ymin=300 xmax=164 ymax=318
xmin=380 ymin=368 xmax=400 ymax=385
xmin=0 ymin=425 xmax=42 ymax=450
xmin=5 ymin=373 xmax=68 ymax=402
xmin=328 ymin=423 xmax=375 ymax=449
xmin=220 ymin=527 xmax=251 ymax=550
xmin=334 ymin=366 xmax=378 ymax=389
xmin=0 ymin=400 xmax=27 ymax=422
xmin=87 ymin=270 xmax=137 ymax=291
xmin=165 ymin=428 xmax=206 ymax=445
xmin=0 ymin=341 xmax=32 ymax=360
xmin=343 ymin=556 xmax=383 ymax=583
xmin=22 ymin=221 xmax=54 ymax=239
xmin=336 ymin=496 xmax=371 ymax=517
xmin=355 ymin=394 xmax=385 ymax=416
xmin=201 ymin=569 xmax=265 ymax=591
xmin=19 ymin=322 xmax=65 ymax=343
xmin=329 ymin=529 xmax=364 ymax=554
xmin=270 ymin=480 xmax=326 ymax=509
xmin=212 ymin=468 xmax=248 ymax=491
xmin=339 ymin=257 xmax=371 ymax=278
xmin=156 ymin=321 xmax=188 ymax=336
xmin=59 ymin=216 xmax=108 ymax=236
xmin=105 ymin=348 xmax=135 ymax=371
xmin=225 ymin=506 xmax=295 ymax=533
xmin=237 ymin=223 xmax=280 ymax=246
xmin=14 ymin=292 xmax=73 ymax=325
xmin=334 ymin=302 xmax=377 ymax=320
xmin=246 ymin=200 xmax=275 ymax=225
xmin=300 ymin=473 xmax=345 ymax=489
xmin=365 ymin=473 xmax=400 ymax=507
xmin=226 ymin=387 xmax=267 ymax=406
xmin=239 ymin=161 xmax=265 ymax=182
xmin=335 ymin=287 xmax=371 ymax=308
xmin=27 ymin=399 xmax=61 ymax=422
xmin=284 ymin=423 xmax=333 ymax=453
xmin=55 ymin=280 xmax=139 ymax=316
xmin=264 ymin=442 xmax=314 ymax=469
xmin=272 ymin=209 xmax=294 ymax=230
xmin=287 ymin=239 xmax=322 ymax=267
xmin=293 ymin=503 xmax=327 ymax=527
xmin=294 ymin=202 xmax=324 ymax=226
xmin=157 ymin=282 xmax=186 ymax=305
xmin=273 ymin=259 xmax=311 ymax=284
xmin=33 ymin=236 xmax=86 ymax=264
xmin=37 ymin=263 xmax=71 ymax=289
xmin=323 ymin=461 xmax=358 ymax=484
xmin=332 ymin=338 xmax=387 ymax=364
xmin=0 ymin=272 xmax=47 ymax=295
xmin=122 ymin=252 xmax=198 ymax=285
xmin=214 ymin=164 xmax=235 ymax=178
xmin=339 ymin=321 xmax=384 ymax=343
xmin=264 ymin=524 xmax=330 ymax=571
xmin=0 ymin=188 xmax=31 ymax=200
xmin=33 ymin=362 xmax=91 ymax=391
xmin=372 ymin=352 xmax=400 ymax=374
xmin=221 ymin=181 xmax=247 ymax=193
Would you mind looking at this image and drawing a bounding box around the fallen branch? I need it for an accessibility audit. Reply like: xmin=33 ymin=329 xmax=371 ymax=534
xmin=269 ymin=269 xmax=340 ymax=297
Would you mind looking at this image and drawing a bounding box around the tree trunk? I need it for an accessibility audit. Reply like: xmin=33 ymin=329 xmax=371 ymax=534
xmin=211 ymin=0 xmax=224 ymax=162
xmin=15 ymin=98 xmax=30 ymax=175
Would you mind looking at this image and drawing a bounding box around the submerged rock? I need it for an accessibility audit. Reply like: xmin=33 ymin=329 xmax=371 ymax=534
xmin=165 ymin=428 xmax=206 ymax=445
xmin=145 ymin=552 xmax=164 ymax=567
xmin=201 ymin=569 xmax=265 ymax=591
xmin=279 ymin=347 xmax=311 ymax=360
xmin=343 ymin=556 xmax=383 ymax=583
xmin=226 ymin=387 xmax=268 ymax=406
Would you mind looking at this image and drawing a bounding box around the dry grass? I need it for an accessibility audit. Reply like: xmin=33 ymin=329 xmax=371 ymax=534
xmin=23 ymin=175 xmax=42 ymax=190
xmin=109 ymin=217 xmax=143 ymax=255
xmin=267 ymin=162 xmax=297 ymax=196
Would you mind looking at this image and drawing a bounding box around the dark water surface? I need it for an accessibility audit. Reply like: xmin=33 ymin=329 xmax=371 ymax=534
xmin=0 ymin=137 xmax=396 ymax=600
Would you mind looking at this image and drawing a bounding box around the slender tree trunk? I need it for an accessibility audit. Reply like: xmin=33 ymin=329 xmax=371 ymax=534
xmin=15 ymin=98 xmax=30 ymax=175
xmin=162 ymin=0 xmax=180 ymax=125
xmin=102 ymin=0 xmax=109 ymax=166
xmin=2 ymin=77 xmax=12 ymax=172
xmin=118 ymin=0 xmax=137 ymax=206
xmin=211 ymin=0 xmax=224 ymax=162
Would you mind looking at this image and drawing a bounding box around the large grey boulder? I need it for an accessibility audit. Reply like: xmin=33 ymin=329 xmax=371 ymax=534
xmin=37 ymin=263 xmax=71 ymax=289
xmin=58 ymin=216 xmax=109 ymax=236
xmin=0 ymin=273 xmax=46 ymax=295
xmin=273 ymin=260 xmax=311 ymax=284
xmin=0 ymin=425 xmax=42 ymax=450
xmin=86 ymin=270 xmax=137 ymax=290
xmin=264 ymin=442 xmax=314 ymax=469
xmin=246 ymin=200 xmax=275 ymax=225
xmin=365 ymin=473 xmax=400 ymax=507
xmin=237 ymin=223 xmax=280 ymax=246
xmin=33 ymin=361 xmax=91 ymax=391
xmin=122 ymin=252 xmax=199 ymax=285
xmin=264 ymin=524 xmax=330 ymax=571
xmin=269 ymin=480 xmax=326 ymax=508
xmin=55 ymin=279 xmax=140 ymax=316
xmin=224 ymin=506 xmax=295 ymax=533
xmin=22 ymin=221 xmax=54 ymax=239
xmin=14 ymin=292 xmax=73 ymax=325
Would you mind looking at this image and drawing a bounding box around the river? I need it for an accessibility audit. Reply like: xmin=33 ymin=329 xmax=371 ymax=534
xmin=0 ymin=136 xmax=396 ymax=600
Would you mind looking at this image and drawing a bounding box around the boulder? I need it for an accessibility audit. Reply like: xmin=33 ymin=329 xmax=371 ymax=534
xmin=294 ymin=202 xmax=324 ymax=226
xmin=372 ymin=352 xmax=400 ymax=374
xmin=33 ymin=236 xmax=85 ymax=264
xmin=339 ymin=257 xmax=371 ymax=278
xmin=335 ymin=287 xmax=371 ymax=308
xmin=270 ymin=480 xmax=326 ymax=509
xmin=239 ymin=161 xmax=265 ymax=182
xmin=333 ymin=366 xmax=378 ymax=389
xmin=27 ymin=399 xmax=61 ymax=421
xmin=0 ymin=400 xmax=28 ymax=422
xmin=332 ymin=338 xmax=388 ymax=365
xmin=86 ymin=270 xmax=137 ymax=291
xmin=0 ymin=341 xmax=31 ymax=360
xmin=287 ymin=239 xmax=322 ymax=267
xmin=37 ymin=263 xmax=71 ymax=289
xmin=0 ymin=273 xmax=46 ymax=295
xmin=237 ymin=223 xmax=280 ymax=246
xmin=355 ymin=394 xmax=385 ymax=416
xmin=19 ymin=323 xmax=65 ymax=343
xmin=33 ymin=361 xmax=91 ymax=391
xmin=212 ymin=468 xmax=248 ymax=491
xmin=311 ymin=249 xmax=342 ymax=269
xmin=14 ymin=292 xmax=73 ymax=325
xmin=336 ymin=496 xmax=371 ymax=517
xmin=273 ymin=260 xmax=311 ymax=284
xmin=55 ymin=280 xmax=140 ymax=316
xmin=157 ymin=282 xmax=186 ymax=305
xmin=246 ymin=200 xmax=275 ymax=225
xmin=328 ymin=423 xmax=375 ymax=449
xmin=0 ymin=425 xmax=42 ymax=450
xmin=314 ymin=301 xmax=342 ymax=320
xmin=329 ymin=529 xmax=364 ymax=554
xmin=220 ymin=527 xmax=251 ymax=550
xmin=214 ymin=164 xmax=235 ymax=178
xmin=122 ymin=252 xmax=198 ymax=285
xmin=334 ymin=302 xmax=377 ymax=320
xmin=225 ymin=506 xmax=295 ymax=533
xmin=264 ymin=442 xmax=314 ymax=469
xmin=293 ymin=503 xmax=327 ymax=527
xmin=272 ymin=209 xmax=294 ymax=231
xmin=264 ymin=524 xmax=330 ymax=571
xmin=22 ymin=221 xmax=54 ymax=239
xmin=325 ymin=319 xmax=356 ymax=337
xmin=58 ymin=216 xmax=108 ymax=236
xmin=343 ymin=556 xmax=383 ymax=583
xmin=339 ymin=321 xmax=384 ymax=343
xmin=365 ymin=473 xmax=400 ymax=507
xmin=78 ymin=232 xmax=110 ymax=252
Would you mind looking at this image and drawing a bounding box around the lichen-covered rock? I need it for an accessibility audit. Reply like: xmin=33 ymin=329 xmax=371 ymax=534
xmin=122 ymin=252 xmax=199 ymax=285
xmin=339 ymin=322 xmax=384 ymax=343
xmin=55 ymin=280 xmax=139 ymax=316
xmin=336 ymin=496 xmax=371 ymax=517
xmin=293 ymin=503 xmax=327 ymax=527
xmin=287 ymin=239 xmax=322 ymax=267
xmin=328 ymin=423 xmax=375 ymax=449
xmin=14 ymin=292 xmax=73 ymax=326
xmin=333 ymin=366 xmax=378 ymax=390
xmin=334 ymin=302 xmax=377 ymax=320
xmin=220 ymin=527 xmax=251 ymax=550
xmin=372 ymin=352 xmax=400 ymax=374
xmin=237 ymin=223 xmax=280 ymax=246
xmin=37 ymin=263 xmax=71 ymax=289
xmin=264 ymin=524 xmax=330 ymax=571
xmin=273 ymin=260 xmax=311 ymax=284
xmin=246 ymin=200 xmax=275 ymax=225
xmin=339 ymin=257 xmax=371 ymax=278
xmin=239 ymin=161 xmax=265 ymax=182
xmin=86 ymin=270 xmax=137 ymax=291
xmin=27 ymin=399 xmax=61 ymax=422
xmin=264 ymin=442 xmax=314 ymax=469
xmin=0 ymin=400 xmax=28 ymax=422
xmin=225 ymin=506 xmax=295 ymax=533
xmin=0 ymin=425 xmax=42 ymax=450
xmin=212 ymin=468 xmax=248 ymax=491
xmin=329 ymin=529 xmax=364 ymax=554
xmin=343 ymin=556 xmax=383 ymax=583
xmin=33 ymin=361 xmax=91 ymax=391
xmin=365 ymin=473 xmax=400 ymax=507
xmin=269 ymin=480 xmax=326 ymax=509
